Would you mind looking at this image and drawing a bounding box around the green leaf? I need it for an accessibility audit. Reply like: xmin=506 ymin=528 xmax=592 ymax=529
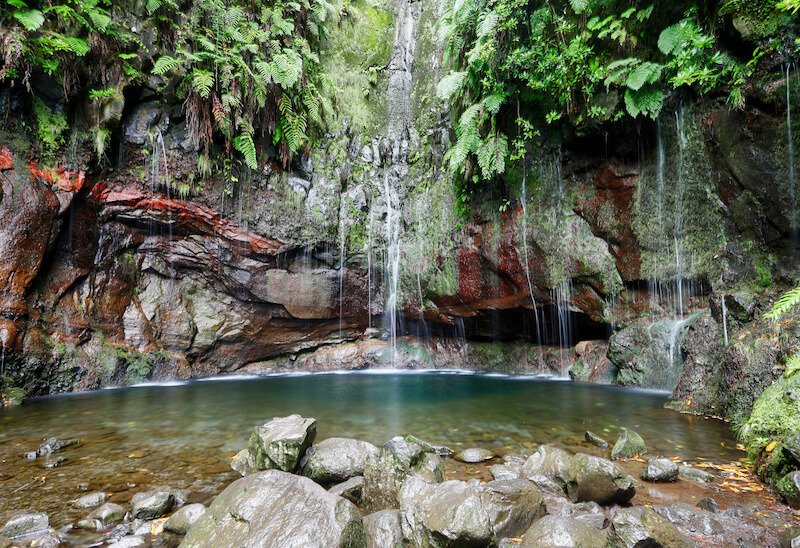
xmin=765 ymin=286 xmax=800 ymax=320
xmin=191 ymin=69 xmax=214 ymax=99
xmin=624 ymin=88 xmax=663 ymax=119
xmin=625 ymin=62 xmax=662 ymax=91
xmin=568 ymin=0 xmax=588 ymax=14
xmin=436 ymin=71 xmax=466 ymax=102
xmin=152 ymin=55 xmax=181 ymax=75
xmin=658 ymin=23 xmax=687 ymax=55
xmin=13 ymin=9 xmax=44 ymax=30
xmin=232 ymin=134 xmax=257 ymax=169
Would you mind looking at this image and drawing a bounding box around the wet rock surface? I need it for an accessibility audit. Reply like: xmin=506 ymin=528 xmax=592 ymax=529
xmin=611 ymin=429 xmax=646 ymax=460
xmin=301 ymin=437 xmax=379 ymax=483
xmin=642 ymin=457 xmax=679 ymax=482
xmin=454 ymin=447 xmax=494 ymax=463
xmin=1 ymin=513 xmax=48 ymax=539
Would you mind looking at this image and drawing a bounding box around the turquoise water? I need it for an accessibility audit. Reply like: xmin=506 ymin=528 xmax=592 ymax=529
xmin=0 ymin=372 xmax=741 ymax=525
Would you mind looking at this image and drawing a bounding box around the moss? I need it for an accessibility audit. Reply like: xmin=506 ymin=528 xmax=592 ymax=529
xmin=0 ymin=387 xmax=26 ymax=407
xmin=742 ymin=374 xmax=800 ymax=446
xmin=777 ymin=472 xmax=800 ymax=507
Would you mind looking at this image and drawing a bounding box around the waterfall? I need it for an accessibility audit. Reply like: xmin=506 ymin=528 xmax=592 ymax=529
xmin=366 ymin=202 xmax=375 ymax=329
xmin=520 ymin=158 xmax=542 ymax=344
xmin=788 ymin=63 xmax=797 ymax=235
xmin=721 ymin=294 xmax=729 ymax=346
xmin=551 ymin=280 xmax=573 ymax=348
xmin=379 ymin=0 xmax=421 ymax=363
xmin=0 ymin=327 xmax=7 ymax=381
xmin=674 ymin=105 xmax=688 ymax=318
xmin=338 ymin=211 xmax=346 ymax=336
xmin=648 ymin=118 xmax=666 ymax=309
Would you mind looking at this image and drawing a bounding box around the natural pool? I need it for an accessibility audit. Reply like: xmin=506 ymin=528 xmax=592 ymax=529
xmin=0 ymin=372 xmax=745 ymax=529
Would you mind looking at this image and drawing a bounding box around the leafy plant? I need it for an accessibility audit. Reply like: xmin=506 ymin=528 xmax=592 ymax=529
xmin=765 ymin=286 xmax=800 ymax=320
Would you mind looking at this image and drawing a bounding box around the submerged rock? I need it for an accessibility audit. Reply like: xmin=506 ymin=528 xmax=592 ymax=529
xmin=520 ymin=515 xmax=608 ymax=547
xmin=696 ymin=497 xmax=720 ymax=513
xmin=73 ymin=492 xmax=107 ymax=509
xmin=301 ymin=437 xmax=379 ymax=483
xmin=246 ymin=414 xmax=317 ymax=473
xmin=678 ymin=465 xmax=715 ymax=483
xmin=130 ymin=491 xmax=175 ymax=519
xmin=454 ymin=447 xmax=494 ymax=463
xmin=37 ymin=437 xmax=79 ymax=456
xmin=584 ymin=431 xmax=609 ymax=448
xmin=41 ymin=456 xmax=67 ymax=468
xmin=611 ymin=506 xmax=692 ymax=548
xmin=1 ymin=513 xmax=49 ymax=539
xmin=164 ymin=503 xmax=207 ymax=534
xmin=363 ymin=436 xmax=442 ymax=512
xmin=653 ymin=503 xmax=724 ymax=535
xmin=363 ymin=509 xmax=403 ymax=548
xmin=642 ymin=457 xmax=679 ymax=482
xmin=181 ymin=470 xmax=365 ymax=547
xmin=404 ymin=435 xmax=453 ymax=458
xmin=329 ymin=476 xmax=365 ymax=504
xmin=76 ymin=503 xmax=126 ymax=530
xmin=566 ymin=453 xmax=636 ymax=505
xmin=611 ymin=429 xmax=646 ymax=460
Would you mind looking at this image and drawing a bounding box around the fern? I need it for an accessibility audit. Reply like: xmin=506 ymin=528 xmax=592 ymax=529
xmin=624 ymin=88 xmax=663 ymax=119
xmin=626 ymin=62 xmax=662 ymax=91
xmin=436 ymin=71 xmax=467 ymax=102
xmin=13 ymin=9 xmax=45 ymax=31
xmin=191 ymin=69 xmax=214 ymax=98
xmin=152 ymin=55 xmax=181 ymax=75
xmin=765 ymin=286 xmax=800 ymax=321
xmin=658 ymin=22 xmax=690 ymax=55
xmin=232 ymin=134 xmax=257 ymax=169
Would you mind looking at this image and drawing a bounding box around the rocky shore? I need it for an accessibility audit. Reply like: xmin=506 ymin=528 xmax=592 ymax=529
xmin=2 ymin=415 xmax=799 ymax=547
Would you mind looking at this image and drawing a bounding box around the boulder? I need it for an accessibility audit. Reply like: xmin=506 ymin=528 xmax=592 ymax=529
xmin=1 ymin=513 xmax=49 ymax=539
xmin=454 ymin=448 xmax=494 ymax=463
xmin=779 ymin=525 xmax=800 ymax=548
xmin=404 ymin=435 xmax=453 ymax=458
xmin=75 ymin=503 xmax=126 ymax=530
xmin=231 ymin=448 xmax=258 ymax=476
xmin=642 ymin=458 xmax=679 ymax=482
xmin=164 ymin=503 xmax=207 ymax=535
xmin=363 ymin=509 xmax=404 ymax=548
xmin=399 ymin=476 xmax=545 ymax=546
xmin=566 ymin=453 xmax=636 ymax=505
xmin=695 ymin=498 xmax=720 ymax=513
xmin=584 ymin=431 xmax=609 ymax=448
xmin=329 ymin=476 xmax=365 ymax=504
xmin=653 ymin=503 xmax=724 ymax=535
xmin=778 ymin=471 xmax=800 ymax=507
xmin=181 ymin=470 xmax=364 ymax=547
xmin=73 ymin=492 xmax=107 ymax=509
xmin=363 ymin=436 xmax=442 ymax=512
xmin=521 ymin=445 xmax=573 ymax=487
xmin=301 ymin=437 xmax=379 ymax=483
xmin=130 ymin=491 xmax=175 ymax=519
xmin=611 ymin=429 xmax=646 ymax=460
xmin=520 ymin=515 xmax=608 ymax=547
xmin=109 ymin=536 xmax=145 ymax=547
xmin=611 ymin=507 xmax=692 ymax=548
xmin=547 ymin=500 xmax=607 ymax=530
xmin=245 ymin=414 xmax=317 ymax=473
xmin=490 ymin=464 xmax=521 ymax=481
xmin=400 ymin=476 xmax=493 ymax=547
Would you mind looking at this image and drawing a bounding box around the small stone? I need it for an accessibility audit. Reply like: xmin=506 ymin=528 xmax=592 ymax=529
xmin=42 ymin=456 xmax=67 ymax=468
xmin=328 ymin=476 xmax=364 ymax=504
xmin=404 ymin=435 xmax=453 ymax=458
xmin=678 ymin=465 xmax=715 ymax=483
xmin=611 ymin=429 xmax=646 ymax=460
xmin=696 ymin=497 xmax=720 ymax=513
xmin=585 ymin=431 xmax=609 ymax=448
xmin=36 ymin=437 xmax=79 ymax=456
xmin=76 ymin=503 xmax=126 ymax=530
xmin=454 ymin=447 xmax=494 ymax=463
xmin=164 ymin=503 xmax=207 ymax=534
xmin=109 ymin=535 xmax=145 ymax=547
xmin=23 ymin=452 xmax=36 ymax=460
xmin=77 ymin=482 xmax=90 ymax=492
xmin=1 ymin=513 xmax=49 ymax=539
xmin=642 ymin=458 xmax=679 ymax=482
xmin=130 ymin=491 xmax=175 ymax=519
xmin=73 ymin=492 xmax=107 ymax=509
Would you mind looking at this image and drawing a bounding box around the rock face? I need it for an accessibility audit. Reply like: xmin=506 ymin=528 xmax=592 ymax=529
xmin=301 ymin=437 xmax=379 ymax=483
xmin=363 ymin=436 xmax=444 ymax=512
xmin=520 ymin=515 xmax=608 ymax=547
xmin=181 ymin=470 xmax=365 ymax=547
xmin=566 ymin=453 xmax=636 ymax=505
xmin=363 ymin=510 xmax=404 ymax=548
xmin=164 ymin=503 xmax=207 ymax=534
xmin=399 ymin=476 xmax=545 ymax=546
xmin=234 ymin=415 xmax=317 ymax=475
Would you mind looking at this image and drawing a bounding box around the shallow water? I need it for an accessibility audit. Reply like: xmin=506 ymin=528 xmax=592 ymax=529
xmin=0 ymin=372 xmax=742 ymax=528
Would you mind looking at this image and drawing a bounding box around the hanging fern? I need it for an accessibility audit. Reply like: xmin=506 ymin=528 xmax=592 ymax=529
xmin=765 ymin=286 xmax=800 ymax=321
xmin=232 ymin=133 xmax=257 ymax=169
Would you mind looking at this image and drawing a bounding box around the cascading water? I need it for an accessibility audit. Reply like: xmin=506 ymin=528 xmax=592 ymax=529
xmin=520 ymin=157 xmax=542 ymax=344
xmin=338 ymin=209 xmax=347 ymax=336
xmin=366 ymin=202 xmax=375 ymax=329
xmin=787 ymin=63 xmax=797 ymax=235
xmin=673 ymin=105 xmax=688 ymax=318
xmin=0 ymin=328 xmax=7 ymax=381
xmin=721 ymin=294 xmax=729 ymax=346
xmin=382 ymin=172 xmax=402 ymax=362
xmin=551 ymin=280 xmax=573 ymax=349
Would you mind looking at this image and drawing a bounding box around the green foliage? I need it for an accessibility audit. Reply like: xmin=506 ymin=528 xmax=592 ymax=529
xmin=778 ymin=0 xmax=800 ymax=13
xmin=32 ymin=98 xmax=67 ymax=160
xmin=437 ymin=0 xmax=785 ymax=198
xmin=766 ymin=286 xmax=800 ymax=320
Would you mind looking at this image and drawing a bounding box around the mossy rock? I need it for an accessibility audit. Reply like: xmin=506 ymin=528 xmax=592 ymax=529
xmin=742 ymin=374 xmax=800 ymax=454
xmin=611 ymin=429 xmax=646 ymax=460
xmin=777 ymin=471 xmax=800 ymax=508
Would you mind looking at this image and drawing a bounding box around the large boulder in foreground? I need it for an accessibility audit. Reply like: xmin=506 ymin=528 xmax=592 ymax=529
xmin=520 ymin=515 xmax=608 ymax=547
xmin=363 ymin=436 xmax=444 ymax=512
xmin=611 ymin=506 xmax=692 ymax=548
xmin=231 ymin=415 xmax=317 ymax=475
xmin=522 ymin=445 xmax=573 ymax=488
xmin=363 ymin=509 xmax=404 ymax=548
xmin=399 ymin=476 xmax=545 ymax=546
xmin=301 ymin=437 xmax=379 ymax=483
xmin=566 ymin=453 xmax=636 ymax=505
xmin=181 ymin=470 xmax=364 ymax=547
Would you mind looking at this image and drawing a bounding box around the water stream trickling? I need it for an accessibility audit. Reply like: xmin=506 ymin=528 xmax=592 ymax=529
xmin=338 ymin=210 xmax=347 ymax=336
xmin=382 ymin=172 xmax=402 ymax=363
xmin=520 ymin=158 xmax=542 ymax=344
xmin=788 ymin=63 xmax=797 ymax=235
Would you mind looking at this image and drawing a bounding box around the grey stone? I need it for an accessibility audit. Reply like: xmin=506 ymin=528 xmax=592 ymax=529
xmin=481 ymin=479 xmax=546 ymax=539
xmin=696 ymin=497 xmax=720 ymax=513
xmin=653 ymin=503 xmax=724 ymax=535
xmin=642 ymin=457 xmax=679 ymax=482
xmin=520 ymin=515 xmax=608 ymax=547
xmin=1 ymin=513 xmax=49 ymax=539
xmin=566 ymin=453 xmax=636 ymax=505
xmin=130 ymin=491 xmax=175 ymax=519
xmin=164 ymin=503 xmax=207 ymax=534
xmin=611 ymin=506 xmax=692 ymax=548
xmin=329 ymin=476 xmax=365 ymax=504
xmin=73 ymin=492 xmax=107 ymax=509
xmin=181 ymin=470 xmax=365 ymax=547
xmin=454 ymin=447 xmax=494 ymax=463
xmin=37 ymin=437 xmax=79 ymax=456
xmin=585 ymin=431 xmax=609 ymax=448
xmin=123 ymin=102 xmax=168 ymax=145
xmin=413 ymin=453 xmax=445 ymax=483
xmin=109 ymin=535 xmax=145 ymax=547
xmin=549 ymin=500 xmax=607 ymax=530
xmin=363 ymin=436 xmax=440 ymax=512
xmin=41 ymin=456 xmax=67 ymax=468
xmin=231 ymin=447 xmax=257 ymax=476
xmin=678 ymin=465 xmax=715 ymax=483
xmin=521 ymin=445 xmax=573 ymax=487
xmin=363 ymin=509 xmax=403 ymax=548
xmin=301 ymin=437 xmax=379 ymax=483
xmin=490 ymin=463 xmax=521 ymax=481
xmin=611 ymin=429 xmax=646 ymax=460
xmin=404 ymin=435 xmax=453 ymax=458
xmin=246 ymin=414 xmax=317 ymax=473
xmin=76 ymin=503 xmax=126 ymax=530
